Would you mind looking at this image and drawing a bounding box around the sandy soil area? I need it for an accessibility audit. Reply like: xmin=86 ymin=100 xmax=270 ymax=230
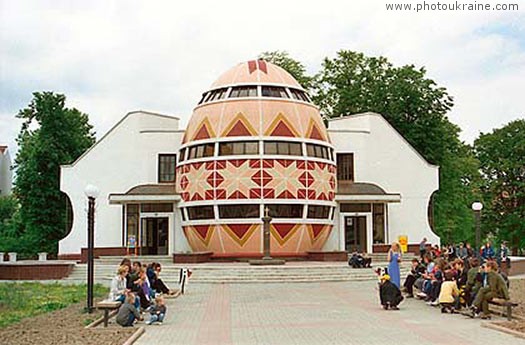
xmin=0 ymin=302 xmax=136 ymax=345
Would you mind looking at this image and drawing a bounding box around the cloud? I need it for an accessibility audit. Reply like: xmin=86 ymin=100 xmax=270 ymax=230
xmin=1 ymin=0 xmax=524 ymax=157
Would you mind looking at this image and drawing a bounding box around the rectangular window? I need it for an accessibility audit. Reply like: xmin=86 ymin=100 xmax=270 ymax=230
xmin=198 ymin=93 xmax=207 ymax=105
xmin=336 ymin=153 xmax=354 ymax=181
xmin=373 ymin=204 xmax=385 ymax=244
xmin=187 ymin=206 xmax=215 ymax=220
xmin=306 ymin=143 xmax=330 ymax=159
xmin=289 ymin=89 xmax=310 ymax=102
xmin=181 ymin=208 xmax=187 ymax=221
xmin=179 ymin=148 xmax=186 ymax=162
xmin=158 ymin=154 xmax=177 ymax=182
xmin=188 ymin=143 xmax=215 ymax=159
xmin=261 ymin=86 xmax=289 ymax=98
xmin=126 ymin=204 xmax=139 ymax=242
xmin=230 ymin=86 xmax=257 ymax=98
xmin=141 ymin=203 xmax=174 ymax=213
xmin=219 ymin=141 xmax=259 ymax=156
xmin=264 ymin=141 xmax=302 ymax=156
xmin=218 ymin=204 xmax=260 ymax=219
xmin=307 ymin=205 xmax=331 ymax=219
xmin=340 ymin=203 xmax=371 ymax=213
xmin=265 ymin=204 xmax=303 ymax=218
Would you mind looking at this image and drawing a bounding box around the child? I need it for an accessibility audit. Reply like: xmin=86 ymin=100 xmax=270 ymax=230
xmin=439 ymin=270 xmax=459 ymax=313
xmin=146 ymin=295 xmax=167 ymax=325
xmin=116 ymin=293 xmax=142 ymax=327
xmin=379 ymin=274 xmax=404 ymax=310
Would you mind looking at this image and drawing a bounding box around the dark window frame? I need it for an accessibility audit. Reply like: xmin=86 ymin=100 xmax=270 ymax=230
xmin=187 ymin=206 xmax=215 ymax=220
xmin=158 ymin=154 xmax=177 ymax=183
xmin=218 ymin=204 xmax=260 ymax=219
xmin=263 ymin=141 xmax=302 ymax=156
xmin=230 ymin=86 xmax=258 ymax=98
xmin=307 ymin=205 xmax=331 ymax=219
xmin=188 ymin=143 xmax=215 ymax=160
xmin=219 ymin=141 xmax=260 ymax=156
xmin=265 ymin=204 xmax=304 ymax=218
xmin=261 ymin=86 xmax=289 ymax=98
xmin=306 ymin=143 xmax=330 ymax=160
xmin=336 ymin=153 xmax=354 ymax=181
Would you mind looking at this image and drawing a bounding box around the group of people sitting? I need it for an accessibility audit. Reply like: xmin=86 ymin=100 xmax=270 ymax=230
xmin=403 ymin=248 xmax=510 ymax=319
xmin=109 ymin=258 xmax=178 ymax=327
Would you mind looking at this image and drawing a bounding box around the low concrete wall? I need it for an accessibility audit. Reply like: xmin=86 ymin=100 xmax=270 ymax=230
xmin=0 ymin=261 xmax=75 ymax=280
xmin=173 ymin=251 xmax=213 ymax=263
xmin=509 ymin=256 xmax=525 ymax=276
xmin=307 ymin=251 xmax=347 ymax=261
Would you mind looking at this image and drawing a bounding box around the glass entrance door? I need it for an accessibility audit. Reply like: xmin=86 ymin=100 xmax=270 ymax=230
xmin=140 ymin=217 xmax=169 ymax=255
xmin=344 ymin=216 xmax=367 ymax=253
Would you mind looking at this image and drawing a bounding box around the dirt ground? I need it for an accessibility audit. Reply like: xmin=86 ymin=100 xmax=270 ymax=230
xmin=0 ymin=301 xmax=136 ymax=345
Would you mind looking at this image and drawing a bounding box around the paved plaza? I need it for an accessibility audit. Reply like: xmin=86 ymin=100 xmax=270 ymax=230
xmin=135 ymin=280 xmax=524 ymax=345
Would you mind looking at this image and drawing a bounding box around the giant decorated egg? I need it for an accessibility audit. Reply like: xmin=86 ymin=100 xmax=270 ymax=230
xmin=176 ymin=60 xmax=336 ymax=257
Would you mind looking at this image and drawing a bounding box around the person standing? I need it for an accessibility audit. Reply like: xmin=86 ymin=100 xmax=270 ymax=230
xmin=497 ymin=241 xmax=511 ymax=275
xmin=388 ymin=242 xmax=402 ymax=288
xmin=419 ymin=238 xmax=427 ymax=258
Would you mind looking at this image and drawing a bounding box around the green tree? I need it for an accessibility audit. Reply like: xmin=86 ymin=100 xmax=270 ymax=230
xmin=474 ymin=119 xmax=525 ymax=254
xmin=13 ymin=92 xmax=95 ymax=254
xmin=258 ymin=51 xmax=313 ymax=89
xmin=313 ymin=51 xmax=480 ymax=244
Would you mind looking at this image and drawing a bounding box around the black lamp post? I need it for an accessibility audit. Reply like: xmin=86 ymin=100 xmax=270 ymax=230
xmin=84 ymin=184 xmax=99 ymax=313
xmin=262 ymin=207 xmax=273 ymax=260
xmin=471 ymin=201 xmax=483 ymax=257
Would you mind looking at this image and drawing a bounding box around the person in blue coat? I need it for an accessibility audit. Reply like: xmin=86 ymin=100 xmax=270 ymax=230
xmin=387 ymin=242 xmax=402 ymax=288
xmin=481 ymin=242 xmax=495 ymax=262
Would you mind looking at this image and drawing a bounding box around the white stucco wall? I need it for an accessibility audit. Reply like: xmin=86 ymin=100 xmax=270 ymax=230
xmin=0 ymin=149 xmax=13 ymax=196
xmin=59 ymin=111 xmax=188 ymax=255
xmin=324 ymin=113 xmax=440 ymax=249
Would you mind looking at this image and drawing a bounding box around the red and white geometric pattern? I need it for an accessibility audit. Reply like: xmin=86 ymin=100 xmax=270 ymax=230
xmin=177 ymin=158 xmax=336 ymax=202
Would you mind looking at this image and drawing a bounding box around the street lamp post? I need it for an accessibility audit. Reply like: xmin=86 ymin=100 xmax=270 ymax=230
xmin=262 ymin=207 xmax=273 ymax=260
xmin=84 ymin=184 xmax=100 ymax=313
xmin=471 ymin=202 xmax=483 ymax=257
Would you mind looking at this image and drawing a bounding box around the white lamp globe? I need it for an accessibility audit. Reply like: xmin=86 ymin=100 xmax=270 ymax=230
xmin=471 ymin=202 xmax=483 ymax=211
xmin=84 ymin=184 xmax=100 ymax=199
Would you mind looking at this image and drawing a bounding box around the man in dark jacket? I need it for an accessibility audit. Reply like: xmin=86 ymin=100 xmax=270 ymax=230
xmin=471 ymin=261 xmax=510 ymax=319
xmin=379 ymin=274 xmax=404 ymax=310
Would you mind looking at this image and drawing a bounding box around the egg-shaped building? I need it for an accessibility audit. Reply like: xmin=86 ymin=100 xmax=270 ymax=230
xmin=176 ymin=60 xmax=337 ymax=257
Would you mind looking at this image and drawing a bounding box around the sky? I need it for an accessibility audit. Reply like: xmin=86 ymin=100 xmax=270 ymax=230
xmin=1 ymin=0 xmax=524 ymax=157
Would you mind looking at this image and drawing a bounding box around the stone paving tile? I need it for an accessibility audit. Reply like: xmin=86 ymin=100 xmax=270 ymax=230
xmin=135 ymin=281 xmax=525 ymax=345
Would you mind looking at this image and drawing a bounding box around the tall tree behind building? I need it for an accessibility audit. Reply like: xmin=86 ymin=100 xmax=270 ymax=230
xmin=262 ymin=50 xmax=480 ymax=244
xmin=13 ymin=92 xmax=95 ymax=254
xmin=474 ymin=119 xmax=525 ymax=255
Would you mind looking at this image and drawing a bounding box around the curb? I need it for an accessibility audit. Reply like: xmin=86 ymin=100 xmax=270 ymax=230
xmin=122 ymin=326 xmax=145 ymax=345
xmin=482 ymin=322 xmax=525 ymax=339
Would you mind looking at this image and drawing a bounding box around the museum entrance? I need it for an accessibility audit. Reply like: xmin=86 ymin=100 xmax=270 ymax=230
xmin=140 ymin=217 xmax=169 ymax=255
xmin=344 ymin=216 xmax=367 ymax=253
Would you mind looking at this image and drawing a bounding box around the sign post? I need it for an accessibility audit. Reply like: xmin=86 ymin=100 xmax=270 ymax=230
xmin=398 ymin=235 xmax=408 ymax=253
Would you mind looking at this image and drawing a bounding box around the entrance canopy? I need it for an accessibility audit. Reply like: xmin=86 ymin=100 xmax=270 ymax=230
xmin=109 ymin=184 xmax=180 ymax=204
xmin=335 ymin=182 xmax=401 ymax=202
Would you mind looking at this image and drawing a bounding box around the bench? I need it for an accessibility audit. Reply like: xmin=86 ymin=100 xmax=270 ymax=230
xmin=96 ymin=301 xmax=122 ymax=327
xmin=488 ymin=298 xmax=518 ymax=321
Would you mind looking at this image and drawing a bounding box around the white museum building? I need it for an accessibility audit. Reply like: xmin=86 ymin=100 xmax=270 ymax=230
xmin=58 ymin=61 xmax=440 ymax=261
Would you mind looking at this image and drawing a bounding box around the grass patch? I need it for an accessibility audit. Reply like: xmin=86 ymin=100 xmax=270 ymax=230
xmin=0 ymin=283 xmax=107 ymax=328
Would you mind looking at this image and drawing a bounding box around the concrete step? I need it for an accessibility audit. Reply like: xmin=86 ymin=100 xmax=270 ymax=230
xmin=63 ymin=263 xmax=410 ymax=284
